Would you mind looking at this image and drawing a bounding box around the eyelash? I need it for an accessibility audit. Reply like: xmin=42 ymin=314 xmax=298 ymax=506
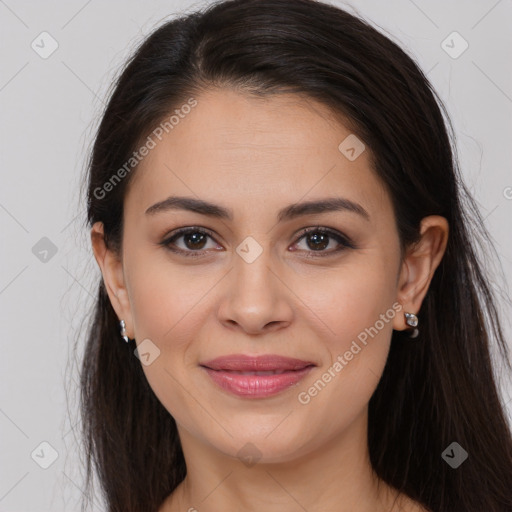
xmin=160 ymin=226 xmax=356 ymax=259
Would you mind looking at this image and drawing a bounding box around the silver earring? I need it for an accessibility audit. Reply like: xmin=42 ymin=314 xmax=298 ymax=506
xmin=404 ymin=312 xmax=419 ymax=338
xmin=119 ymin=319 xmax=130 ymax=343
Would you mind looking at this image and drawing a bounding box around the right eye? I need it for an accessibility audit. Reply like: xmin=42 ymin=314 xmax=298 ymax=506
xmin=160 ymin=227 xmax=223 ymax=257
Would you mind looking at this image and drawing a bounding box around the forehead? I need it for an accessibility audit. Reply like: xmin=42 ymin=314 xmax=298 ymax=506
xmin=126 ymin=88 xmax=391 ymax=222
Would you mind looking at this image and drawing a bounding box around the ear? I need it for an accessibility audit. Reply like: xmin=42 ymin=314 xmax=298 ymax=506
xmin=91 ymin=221 xmax=134 ymax=339
xmin=392 ymin=215 xmax=449 ymax=332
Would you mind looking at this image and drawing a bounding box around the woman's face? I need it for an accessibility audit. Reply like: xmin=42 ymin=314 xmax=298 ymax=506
xmin=110 ymin=88 xmax=407 ymax=461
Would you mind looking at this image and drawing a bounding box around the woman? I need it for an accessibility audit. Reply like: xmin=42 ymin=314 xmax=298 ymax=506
xmin=79 ymin=0 xmax=512 ymax=511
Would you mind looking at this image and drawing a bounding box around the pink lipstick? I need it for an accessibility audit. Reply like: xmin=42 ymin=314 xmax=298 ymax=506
xmin=200 ymin=354 xmax=316 ymax=398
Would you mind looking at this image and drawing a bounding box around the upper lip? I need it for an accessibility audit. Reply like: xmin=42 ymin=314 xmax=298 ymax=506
xmin=200 ymin=354 xmax=316 ymax=372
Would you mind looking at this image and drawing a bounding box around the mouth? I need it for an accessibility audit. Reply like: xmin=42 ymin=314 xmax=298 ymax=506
xmin=199 ymin=354 xmax=316 ymax=398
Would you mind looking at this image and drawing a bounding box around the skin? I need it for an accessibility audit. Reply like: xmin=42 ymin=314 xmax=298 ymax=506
xmin=91 ymin=88 xmax=448 ymax=512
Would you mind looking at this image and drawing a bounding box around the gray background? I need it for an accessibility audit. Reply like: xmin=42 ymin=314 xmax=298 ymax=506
xmin=1 ymin=0 xmax=511 ymax=510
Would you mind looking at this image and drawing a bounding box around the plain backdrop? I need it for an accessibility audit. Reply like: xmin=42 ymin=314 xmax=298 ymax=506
xmin=1 ymin=1 xmax=511 ymax=510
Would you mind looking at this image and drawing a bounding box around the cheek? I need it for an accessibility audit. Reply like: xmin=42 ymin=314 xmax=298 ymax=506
xmin=296 ymin=255 xmax=397 ymax=348
xmin=125 ymin=254 xmax=208 ymax=424
xmin=292 ymin=255 xmax=398 ymax=411
xmin=126 ymin=248 xmax=213 ymax=341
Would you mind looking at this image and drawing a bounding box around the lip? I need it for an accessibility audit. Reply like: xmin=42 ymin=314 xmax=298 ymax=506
xmin=200 ymin=354 xmax=316 ymax=398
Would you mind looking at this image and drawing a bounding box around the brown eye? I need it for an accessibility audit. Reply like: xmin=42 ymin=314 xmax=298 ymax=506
xmin=182 ymin=231 xmax=208 ymax=250
xmin=161 ymin=227 xmax=221 ymax=257
xmin=161 ymin=225 xmax=355 ymax=259
xmin=305 ymin=231 xmax=330 ymax=251
xmin=292 ymin=227 xmax=355 ymax=256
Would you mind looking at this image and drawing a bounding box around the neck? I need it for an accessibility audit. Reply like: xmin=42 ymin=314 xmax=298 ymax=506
xmin=161 ymin=409 xmax=405 ymax=512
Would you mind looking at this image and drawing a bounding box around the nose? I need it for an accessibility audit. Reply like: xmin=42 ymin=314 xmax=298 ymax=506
xmin=217 ymin=243 xmax=294 ymax=335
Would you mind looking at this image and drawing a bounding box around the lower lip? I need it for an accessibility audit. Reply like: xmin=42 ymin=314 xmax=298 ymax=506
xmin=201 ymin=366 xmax=314 ymax=398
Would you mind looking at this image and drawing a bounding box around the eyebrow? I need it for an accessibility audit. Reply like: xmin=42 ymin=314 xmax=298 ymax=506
xmin=145 ymin=195 xmax=370 ymax=222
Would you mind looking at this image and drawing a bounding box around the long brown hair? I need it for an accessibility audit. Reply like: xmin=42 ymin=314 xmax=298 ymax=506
xmin=77 ymin=1 xmax=512 ymax=511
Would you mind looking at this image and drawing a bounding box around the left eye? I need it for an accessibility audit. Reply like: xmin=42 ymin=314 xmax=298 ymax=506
xmin=292 ymin=227 xmax=355 ymax=256
xmin=161 ymin=226 xmax=354 ymax=258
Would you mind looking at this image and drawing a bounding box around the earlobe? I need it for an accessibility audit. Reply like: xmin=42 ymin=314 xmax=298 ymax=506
xmin=392 ymin=215 xmax=449 ymax=332
xmin=90 ymin=222 xmax=134 ymax=337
